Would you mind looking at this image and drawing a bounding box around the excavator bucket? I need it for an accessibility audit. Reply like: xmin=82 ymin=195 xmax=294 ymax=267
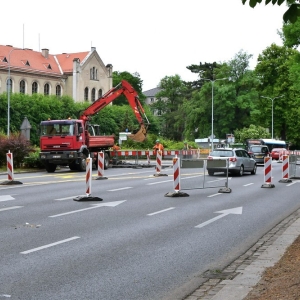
xmin=127 ymin=124 xmax=147 ymax=142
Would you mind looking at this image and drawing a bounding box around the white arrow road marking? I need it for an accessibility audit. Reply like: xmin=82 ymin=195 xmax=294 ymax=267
xmin=195 ymin=207 xmax=243 ymax=229
xmin=0 ymin=195 xmax=15 ymax=202
xmin=20 ymin=236 xmax=80 ymax=254
xmin=0 ymin=206 xmax=23 ymax=212
xmin=147 ymin=207 xmax=175 ymax=216
xmin=49 ymin=200 xmax=126 ymax=217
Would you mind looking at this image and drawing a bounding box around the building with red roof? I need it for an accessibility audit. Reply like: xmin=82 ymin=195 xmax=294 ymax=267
xmin=0 ymin=45 xmax=113 ymax=102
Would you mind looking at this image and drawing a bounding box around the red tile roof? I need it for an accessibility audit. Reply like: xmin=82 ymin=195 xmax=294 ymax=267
xmin=0 ymin=45 xmax=89 ymax=76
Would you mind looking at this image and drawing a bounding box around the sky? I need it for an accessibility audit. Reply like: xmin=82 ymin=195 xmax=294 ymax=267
xmin=1 ymin=0 xmax=287 ymax=91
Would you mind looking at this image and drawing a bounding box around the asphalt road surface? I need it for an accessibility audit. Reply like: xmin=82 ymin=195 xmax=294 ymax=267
xmin=0 ymin=161 xmax=299 ymax=300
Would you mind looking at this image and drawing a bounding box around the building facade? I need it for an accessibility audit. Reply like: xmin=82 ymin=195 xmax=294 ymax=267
xmin=0 ymin=45 xmax=113 ymax=102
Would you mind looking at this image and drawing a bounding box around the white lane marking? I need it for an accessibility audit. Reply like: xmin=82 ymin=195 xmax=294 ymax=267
xmin=207 ymin=193 xmax=222 ymax=198
xmin=0 ymin=294 xmax=11 ymax=298
xmin=0 ymin=195 xmax=15 ymax=202
xmin=286 ymin=180 xmax=300 ymax=186
xmin=107 ymin=187 xmax=132 ymax=192
xmin=147 ymin=207 xmax=175 ymax=216
xmin=0 ymin=206 xmax=23 ymax=212
xmin=147 ymin=179 xmax=173 ymax=185
xmin=243 ymin=183 xmax=254 ymax=187
xmin=49 ymin=200 xmax=126 ymax=217
xmin=20 ymin=236 xmax=80 ymax=254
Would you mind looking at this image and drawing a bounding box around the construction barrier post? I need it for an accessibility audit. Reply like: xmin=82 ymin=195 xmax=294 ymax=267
xmin=74 ymin=155 xmax=103 ymax=201
xmin=153 ymin=150 xmax=168 ymax=177
xmin=0 ymin=151 xmax=22 ymax=185
xmin=96 ymin=152 xmax=108 ymax=180
xmin=165 ymin=155 xmax=189 ymax=197
xmin=261 ymin=157 xmax=275 ymax=188
xmin=279 ymin=155 xmax=292 ymax=183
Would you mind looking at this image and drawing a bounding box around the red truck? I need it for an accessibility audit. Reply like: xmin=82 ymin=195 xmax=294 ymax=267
xmin=39 ymin=80 xmax=149 ymax=173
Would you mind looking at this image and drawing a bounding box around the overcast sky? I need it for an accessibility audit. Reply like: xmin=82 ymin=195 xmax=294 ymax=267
xmin=1 ymin=1 xmax=286 ymax=91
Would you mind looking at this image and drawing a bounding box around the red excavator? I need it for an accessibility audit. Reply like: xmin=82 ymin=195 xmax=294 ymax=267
xmin=39 ymin=80 xmax=149 ymax=173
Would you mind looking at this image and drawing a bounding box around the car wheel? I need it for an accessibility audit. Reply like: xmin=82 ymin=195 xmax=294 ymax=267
xmin=208 ymin=170 xmax=214 ymax=176
xmin=238 ymin=165 xmax=244 ymax=176
xmin=251 ymin=164 xmax=257 ymax=175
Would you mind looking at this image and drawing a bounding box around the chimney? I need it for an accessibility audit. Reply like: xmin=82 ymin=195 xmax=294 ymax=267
xmin=91 ymin=46 xmax=96 ymax=52
xmin=42 ymin=48 xmax=49 ymax=59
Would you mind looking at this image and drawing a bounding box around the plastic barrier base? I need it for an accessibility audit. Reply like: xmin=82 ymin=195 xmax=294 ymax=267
xmin=218 ymin=187 xmax=232 ymax=193
xmin=95 ymin=176 xmax=108 ymax=180
xmin=164 ymin=191 xmax=189 ymax=197
xmin=279 ymin=178 xmax=292 ymax=183
xmin=0 ymin=180 xmax=23 ymax=185
xmin=73 ymin=195 xmax=103 ymax=201
xmin=261 ymin=183 xmax=275 ymax=188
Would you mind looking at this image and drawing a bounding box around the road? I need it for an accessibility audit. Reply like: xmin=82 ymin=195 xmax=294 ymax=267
xmin=0 ymin=161 xmax=299 ymax=300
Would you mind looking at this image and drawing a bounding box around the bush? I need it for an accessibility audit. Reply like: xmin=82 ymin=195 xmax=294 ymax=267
xmin=0 ymin=133 xmax=34 ymax=168
xmin=23 ymin=147 xmax=45 ymax=168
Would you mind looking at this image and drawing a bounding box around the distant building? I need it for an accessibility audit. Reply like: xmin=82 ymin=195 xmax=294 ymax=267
xmin=143 ymin=86 xmax=167 ymax=116
xmin=0 ymin=45 xmax=113 ymax=102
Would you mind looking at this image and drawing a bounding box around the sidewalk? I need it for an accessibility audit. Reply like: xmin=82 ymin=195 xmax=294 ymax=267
xmin=184 ymin=208 xmax=300 ymax=300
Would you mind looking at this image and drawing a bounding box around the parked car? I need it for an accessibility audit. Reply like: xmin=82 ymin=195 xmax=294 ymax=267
xmin=207 ymin=148 xmax=257 ymax=176
xmin=270 ymin=148 xmax=288 ymax=160
xmin=247 ymin=145 xmax=269 ymax=164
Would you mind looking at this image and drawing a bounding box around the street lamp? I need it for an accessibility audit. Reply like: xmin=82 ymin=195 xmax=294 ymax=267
xmin=7 ymin=47 xmax=24 ymax=137
xmin=203 ymin=78 xmax=227 ymax=151
xmin=260 ymin=95 xmax=283 ymax=139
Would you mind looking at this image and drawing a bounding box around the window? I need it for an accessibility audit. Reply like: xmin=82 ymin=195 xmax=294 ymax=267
xmin=90 ymin=67 xmax=97 ymax=80
xmin=32 ymin=82 xmax=38 ymax=94
xmin=91 ymin=88 xmax=96 ymax=102
xmin=150 ymin=97 xmax=154 ymax=103
xmin=6 ymin=78 xmax=12 ymax=92
xmin=56 ymin=85 xmax=61 ymax=97
xmin=98 ymin=89 xmax=102 ymax=98
xmin=20 ymin=80 xmax=26 ymax=94
xmin=44 ymin=83 xmax=50 ymax=95
xmin=84 ymin=87 xmax=89 ymax=101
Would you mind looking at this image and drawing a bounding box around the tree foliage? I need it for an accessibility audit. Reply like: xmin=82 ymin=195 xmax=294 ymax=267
xmin=234 ymin=124 xmax=270 ymax=143
xmin=242 ymin=0 xmax=300 ymax=23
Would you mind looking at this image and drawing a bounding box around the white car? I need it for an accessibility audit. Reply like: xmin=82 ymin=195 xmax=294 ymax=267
xmin=207 ymin=148 xmax=257 ymax=176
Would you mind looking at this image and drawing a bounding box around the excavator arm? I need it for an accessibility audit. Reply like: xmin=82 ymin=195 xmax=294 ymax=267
xmin=80 ymin=80 xmax=150 ymax=142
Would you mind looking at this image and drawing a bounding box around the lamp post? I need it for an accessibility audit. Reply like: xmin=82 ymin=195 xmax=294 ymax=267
xmin=203 ymin=78 xmax=227 ymax=151
xmin=7 ymin=47 xmax=23 ymax=137
xmin=260 ymin=95 xmax=283 ymax=139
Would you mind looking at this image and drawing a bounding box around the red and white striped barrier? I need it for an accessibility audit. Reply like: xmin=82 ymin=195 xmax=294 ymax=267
xmin=111 ymin=150 xmax=198 ymax=157
xmin=173 ymin=156 xmax=180 ymax=192
xmin=96 ymin=152 xmax=107 ymax=180
xmin=261 ymin=157 xmax=275 ymax=188
xmin=86 ymin=156 xmax=92 ymax=196
xmin=279 ymin=155 xmax=292 ymax=183
xmin=147 ymin=153 xmax=150 ymax=165
xmin=156 ymin=151 xmax=162 ymax=174
xmin=6 ymin=151 xmax=14 ymax=181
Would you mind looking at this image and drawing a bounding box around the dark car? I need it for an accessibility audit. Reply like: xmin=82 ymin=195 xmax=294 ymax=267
xmin=248 ymin=145 xmax=269 ymax=164
xmin=207 ymin=148 xmax=257 ymax=176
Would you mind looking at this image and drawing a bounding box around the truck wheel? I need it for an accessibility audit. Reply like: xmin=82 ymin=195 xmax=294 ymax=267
xmin=208 ymin=170 xmax=214 ymax=176
xmin=104 ymin=153 xmax=109 ymax=170
xmin=69 ymin=161 xmax=77 ymax=171
xmin=77 ymin=156 xmax=87 ymax=172
xmin=45 ymin=163 xmax=57 ymax=173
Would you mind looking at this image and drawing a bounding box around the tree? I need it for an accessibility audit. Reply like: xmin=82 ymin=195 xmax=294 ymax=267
xmin=112 ymin=71 xmax=145 ymax=105
xmin=254 ymin=43 xmax=300 ymax=141
xmin=234 ymin=124 xmax=270 ymax=143
xmin=242 ymin=0 xmax=300 ymax=23
xmin=153 ymin=75 xmax=187 ymax=140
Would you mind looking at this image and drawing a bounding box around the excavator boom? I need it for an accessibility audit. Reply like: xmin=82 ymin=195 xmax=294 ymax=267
xmin=80 ymin=80 xmax=149 ymax=142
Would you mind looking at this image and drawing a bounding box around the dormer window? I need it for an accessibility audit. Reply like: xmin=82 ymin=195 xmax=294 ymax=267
xmin=22 ymin=60 xmax=30 ymax=66
xmin=43 ymin=63 xmax=52 ymax=70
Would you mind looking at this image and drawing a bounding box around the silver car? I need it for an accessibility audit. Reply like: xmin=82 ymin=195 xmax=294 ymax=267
xmin=207 ymin=148 xmax=257 ymax=176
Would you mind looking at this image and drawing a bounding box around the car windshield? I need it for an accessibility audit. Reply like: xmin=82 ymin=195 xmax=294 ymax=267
xmin=210 ymin=150 xmax=234 ymax=157
xmin=250 ymin=146 xmax=263 ymax=152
